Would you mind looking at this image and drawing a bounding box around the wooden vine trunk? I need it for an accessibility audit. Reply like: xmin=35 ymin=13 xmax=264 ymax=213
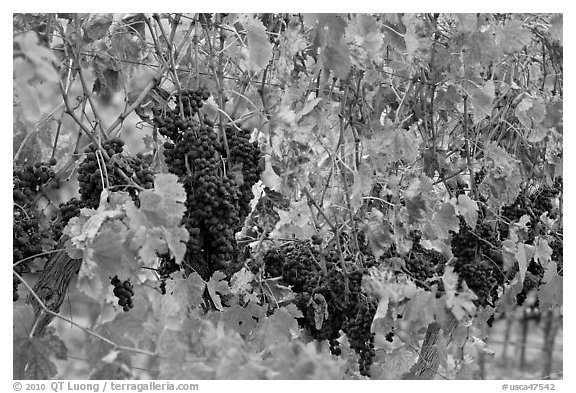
xmin=402 ymin=313 xmax=458 ymax=380
xmin=26 ymin=237 xmax=81 ymax=336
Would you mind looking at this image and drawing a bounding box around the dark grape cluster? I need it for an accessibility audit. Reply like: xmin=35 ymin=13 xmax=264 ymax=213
xmin=450 ymin=218 xmax=502 ymax=307
xmin=111 ymin=275 xmax=134 ymax=312
xmin=500 ymin=180 xmax=562 ymax=241
xmin=155 ymin=89 xmax=262 ymax=281
xmin=385 ymin=330 xmax=395 ymax=342
xmin=78 ymin=138 xmax=154 ymax=208
xmin=152 ymin=88 xmax=211 ymax=141
xmin=225 ymin=125 xmax=262 ymax=220
xmin=13 ymin=160 xmax=59 ymax=301
xmin=51 ymin=197 xmax=84 ymax=241
xmin=263 ymin=241 xmax=378 ymax=377
xmin=403 ymin=234 xmax=446 ymax=289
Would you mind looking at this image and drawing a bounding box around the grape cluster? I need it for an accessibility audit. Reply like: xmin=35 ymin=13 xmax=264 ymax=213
xmin=450 ymin=218 xmax=502 ymax=307
xmin=403 ymin=234 xmax=446 ymax=289
xmin=152 ymin=88 xmax=210 ymax=141
xmin=263 ymin=241 xmax=378 ymax=377
xmin=111 ymin=276 xmax=134 ymax=312
xmin=13 ymin=160 xmax=59 ymax=301
xmin=155 ymin=89 xmax=262 ymax=280
xmin=225 ymin=125 xmax=262 ymax=220
xmin=78 ymin=138 xmax=154 ymax=208
xmin=13 ymin=160 xmax=57 ymax=205
xmin=51 ymin=197 xmax=84 ymax=241
xmin=385 ymin=330 xmax=395 ymax=342
xmin=500 ymin=180 xmax=562 ymax=241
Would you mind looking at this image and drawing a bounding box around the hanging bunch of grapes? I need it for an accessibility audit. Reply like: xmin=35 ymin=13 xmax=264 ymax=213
xmin=153 ymin=88 xmax=262 ymax=280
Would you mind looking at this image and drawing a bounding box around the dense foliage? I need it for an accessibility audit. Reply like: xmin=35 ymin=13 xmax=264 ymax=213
xmin=13 ymin=13 xmax=562 ymax=380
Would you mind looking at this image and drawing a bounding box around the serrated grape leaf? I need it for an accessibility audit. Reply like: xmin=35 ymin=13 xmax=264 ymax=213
xmin=251 ymin=306 xmax=300 ymax=351
xmin=443 ymin=266 xmax=477 ymax=320
xmin=362 ymin=208 xmax=393 ymax=259
xmin=515 ymin=243 xmax=535 ymax=284
xmin=165 ymin=272 xmax=205 ymax=309
xmin=259 ymin=277 xmax=297 ymax=305
xmin=13 ymin=305 xmax=35 ymax=340
xmin=351 ymin=166 xmax=373 ymax=212
xmin=364 ymin=267 xmax=417 ymax=332
xmin=230 ymin=268 xmax=254 ymax=295
xmin=206 ymin=271 xmax=231 ymax=311
xmin=496 ymin=19 xmax=532 ymax=53
xmin=245 ymin=17 xmax=273 ymax=71
xmin=66 ymin=200 xmax=124 ymax=249
xmin=403 ymin=290 xmax=437 ymax=331
xmin=535 ymin=237 xmax=553 ymax=267
xmin=261 ymin=155 xmax=282 ymax=191
xmin=89 ymin=358 xmax=132 ymax=380
xmin=455 ymin=194 xmax=478 ymax=229
xmin=272 ymin=198 xmax=315 ymax=240
xmin=162 ymin=226 xmax=189 ymax=264
xmin=140 ymin=173 xmax=187 ymax=226
xmin=463 ymin=31 xmax=498 ymax=67
xmin=221 ymin=298 xmax=265 ymax=336
xmin=515 ymin=95 xmax=546 ymax=128
xmin=84 ymin=13 xmax=113 ymax=42
xmin=404 ymin=191 xmax=427 ymax=224
xmin=125 ymin=176 xmax=189 ymax=265
xmin=345 ymin=14 xmax=383 ymax=66
xmin=402 ymin=14 xmax=420 ymax=60
xmin=373 ymin=347 xmax=417 ymax=380
xmin=497 ymin=273 xmax=524 ymax=313
xmin=431 ymin=202 xmax=460 ymax=239
xmin=14 ymin=326 xmax=67 ymax=380
xmin=538 ymin=262 xmax=562 ymax=311
xmin=470 ymin=81 xmax=495 ymax=122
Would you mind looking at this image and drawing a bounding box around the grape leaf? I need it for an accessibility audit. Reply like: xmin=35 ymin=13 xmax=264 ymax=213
xmin=14 ymin=312 xmax=67 ymax=380
xmin=271 ymin=198 xmax=315 ymax=240
xmin=373 ymin=347 xmax=418 ymax=380
xmin=362 ymin=208 xmax=393 ymax=260
xmin=497 ymin=273 xmax=524 ymax=313
xmin=403 ymin=290 xmax=437 ymax=331
xmin=245 ymin=17 xmax=273 ymax=71
xmin=345 ymin=14 xmax=383 ymax=66
xmin=515 ymin=243 xmax=535 ymax=284
xmin=501 ymin=239 xmax=517 ymax=272
xmin=165 ymin=272 xmax=206 ymax=309
xmin=261 ymin=155 xmax=282 ymax=191
xmin=364 ymin=267 xmax=417 ymax=332
xmin=534 ymin=237 xmax=553 ymax=267
xmin=538 ymin=262 xmax=562 ymax=311
xmin=431 ymin=202 xmax=460 ymax=239
xmin=404 ymin=190 xmax=427 ymax=224
xmin=206 ymin=271 xmax=231 ymax=311
xmin=230 ymin=268 xmax=255 ymax=295
xmin=496 ymin=19 xmax=532 ymax=53
xmin=470 ymin=81 xmax=495 ymax=123
xmin=251 ymin=306 xmax=300 ymax=351
xmin=350 ymin=165 xmax=373 ymax=212
xmin=84 ymin=13 xmax=113 ymax=42
xmin=221 ymin=298 xmax=265 ymax=336
xmin=443 ymin=266 xmax=477 ymax=320
xmin=515 ymin=95 xmax=546 ymax=128
xmin=455 ymin=194 xmax=478 ymax=229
